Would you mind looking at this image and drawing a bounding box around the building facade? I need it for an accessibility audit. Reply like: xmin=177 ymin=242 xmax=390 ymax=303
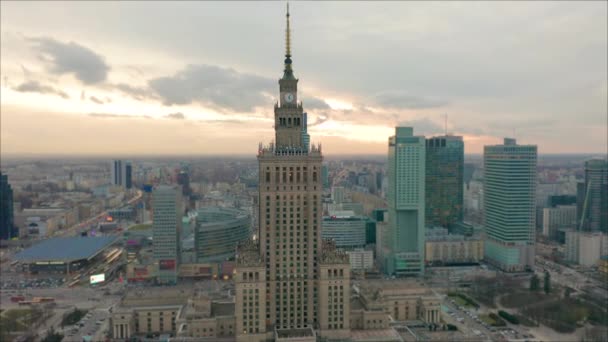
xmin=234 ymin=7 xmax=349 ymax=341
xmin=425 ymin=135 xmax=464 ymax=229
xmin=153 ymin=185 xmax=182 ymax=284
xmin=384 ymin=127 xmax=426 ymax=276
xmin=425 ymin=228 xmax=483 ymax=265
xmin=483 ymin=138 xmax=537 ymax=272
xmin=565 ymin=230 xmax=608 ymax=266
xmin=346 ymin=249 xmax=374 ymax=271
xmin=111 ymin=160 xmax=133 ymax=189
xmin=0 ymin=172 xmax=17 ymax=240
xmin=577 ymin=159 xmax=608 ymax=232
xmin=194 ymin=207 xmax=250 ymax=263
xmin=321 ymin=215 xmax=367 ymax=249
xmin=542 ymin=205 xmax=577 ymax=239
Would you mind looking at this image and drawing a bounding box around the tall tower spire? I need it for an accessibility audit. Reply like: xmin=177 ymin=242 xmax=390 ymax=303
xmin=283 ymin=2 xmax=295 ymax=79
xmin=285 ymin=3 xmax=291 ymax=57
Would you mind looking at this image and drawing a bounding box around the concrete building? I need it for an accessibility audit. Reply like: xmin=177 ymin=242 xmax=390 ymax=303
xmin=194 ymin=207 xmax=250 ymax=263
xmin=577 ymin=159 xmax=608 ymax=232
xmin=425 ymin=135 xmax=464 ymax=229
xmin=352 ymin=280 xmax=441 ymax=325
xmin=234 ymin=7 xmax=350 ymax=341
xmin=347 ymin=249 xmax=374 ymax=271
xmin=384 ymin=127 xmax=426 ymax=276
xmin=483 ymin=138 xmax=537 ymax=272
xmin=111 ymin=160 xmax=133 ymax=189
xmin=321 ymin=215 xmax=367 ymax=249
xmin=153 ymin=185 xmax=182 ymax=285
xmin=542 ymin=205 xmax=577 ymax=239
xmin=110 ymin=288 xmax=237 ymax=340
xmin=565 ymin=230 xmax=608 ymax=266
xmin=331 ymin=186 xmax=346 ymax=204
xmin=0 ymin=172 xmax=17 ymax=240
xmin=424 ymin=228 xmax=483 ymax=265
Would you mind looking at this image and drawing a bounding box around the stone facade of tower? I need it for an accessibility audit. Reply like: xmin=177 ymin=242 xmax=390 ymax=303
xmin=234 ymin=6 xmax=350 ymax=342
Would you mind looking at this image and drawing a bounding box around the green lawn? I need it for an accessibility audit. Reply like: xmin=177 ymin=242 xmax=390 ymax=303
xmin=479 ymin=314 xmax=497 ymax=325
xmin=128 ymin=224 xmax=152 ymax=231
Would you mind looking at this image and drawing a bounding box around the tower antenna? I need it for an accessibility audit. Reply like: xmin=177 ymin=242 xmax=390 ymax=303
xmin=285 ymin=2 xmax=291 ymax=58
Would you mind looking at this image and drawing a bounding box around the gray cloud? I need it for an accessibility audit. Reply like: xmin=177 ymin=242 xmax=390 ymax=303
xmin=308 ymin=112 xmax=330 ymax=127
xmin=396 ymin=118 xmax=444 ymax=136
xmin=148 ymin=64 xmax=275 ymax=112
xmin=13 ymin=80 xmax=69 ymax=99
xmin=112 ymin=83 xmax=155 ymax=101
xmin=89 ymin=96 xmax=104 ymax=104
xmin=371 ymin=91 xmax=448 ymax=109
xmin=30 ymin=37 xmax=110 ymax=84
xmin=88 ymin=112 xmax=151 ymax=119
xmin=303 ymin=97 xmax=330 ymax=110
xmin=166 ymin=112 xmax=185 ymax=120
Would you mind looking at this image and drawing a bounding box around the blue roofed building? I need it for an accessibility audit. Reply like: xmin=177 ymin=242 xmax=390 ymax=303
xmin=14 ymin=236 xmax=119 ymax=273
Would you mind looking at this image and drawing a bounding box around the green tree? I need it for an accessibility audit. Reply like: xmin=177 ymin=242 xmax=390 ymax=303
xmin=530 ymin=274 xmax=540 ymax=291
xmin=544 ymin=271 xmax=551 ymax=294
xmin=564 ymin=287 xmax=572 ymax=299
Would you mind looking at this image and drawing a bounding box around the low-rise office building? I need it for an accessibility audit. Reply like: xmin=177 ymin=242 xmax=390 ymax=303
xmin=425 ymin=228 xmax=483 ymax=265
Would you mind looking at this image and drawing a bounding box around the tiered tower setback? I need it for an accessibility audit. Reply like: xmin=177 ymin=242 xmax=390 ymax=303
xmin=235 ymin=5 xmax=350 ymax=341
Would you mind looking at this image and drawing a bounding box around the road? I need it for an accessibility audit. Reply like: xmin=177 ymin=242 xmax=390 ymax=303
xmin=53 ymin=189 xmax=142 ymax=238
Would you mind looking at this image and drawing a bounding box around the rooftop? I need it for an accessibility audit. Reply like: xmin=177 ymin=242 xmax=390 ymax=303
xmin=13 ymin=236 xmax=118 ymax=262
xmin=211 ymin=302 xmax=235 ymax=317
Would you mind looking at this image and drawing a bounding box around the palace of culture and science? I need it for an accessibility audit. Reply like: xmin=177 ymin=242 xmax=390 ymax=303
xmin=234 ymin=5 xmax=352 ymax=341
xmin=109 ymin=6 xmax=441 ymax=342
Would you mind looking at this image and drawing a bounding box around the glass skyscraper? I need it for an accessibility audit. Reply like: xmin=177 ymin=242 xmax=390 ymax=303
xmin=577 ymin=159 xmax=608 ymax=232
xmin=483 ymin=138 xmax=537 ymax=272
xmin=384 ymin=127 xmax=426 ymax=276
xmin=425 ymin=135 xmax=464 ymax=229
xmin=0 ymin=172 xmax=16 ymax=240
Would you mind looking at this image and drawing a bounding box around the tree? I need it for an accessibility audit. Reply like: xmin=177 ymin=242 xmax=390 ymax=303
xmin=564 ymin=287 xmax=572 ymax=299
xmin=544 ymin=271 xmax=551 ymax=294
xmin=529 ymin=274 xmax=540 ymax=291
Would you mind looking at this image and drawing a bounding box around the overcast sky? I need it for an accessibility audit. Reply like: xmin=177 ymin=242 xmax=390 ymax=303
xmin=1 ymin=1 xmax=606 ymax=156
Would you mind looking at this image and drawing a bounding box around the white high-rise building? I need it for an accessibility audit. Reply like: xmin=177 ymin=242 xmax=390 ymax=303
xmin=384 ymin=126 xmax=426 ymax=276
xmin=484 ymin=138 xmax=537 ymax=272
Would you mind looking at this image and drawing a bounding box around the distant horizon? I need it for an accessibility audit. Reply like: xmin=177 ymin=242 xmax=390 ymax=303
xmin=1 ymin=152 xmax=606 ymax=160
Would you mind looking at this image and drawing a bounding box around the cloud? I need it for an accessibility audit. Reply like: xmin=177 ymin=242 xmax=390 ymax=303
xmin=88 ymin=112 xmax=151 ymax=119
xmin=303 ymin=97 xmax=330 ymax=110
xmin=396 ymin=117 xmax=444 ymax=136
xmin=112 ymin=83 xmax=154 ymax=101
xmin=13 ymin=80 xmax=69 ymax=99
xmin=165 ymin=112 xmax=185 ymax=120
xmin=89 ymin=96 xmax=104 ymax=104
xmin=29 ymin=37 xmax=110 ymax=84
xmin=308 ymin=112 xmax=330 ymax=127
xmin=371 ymin=91 xmax=448 ymax=109
xmin=148 ymin=64 xmax=275 ymax=112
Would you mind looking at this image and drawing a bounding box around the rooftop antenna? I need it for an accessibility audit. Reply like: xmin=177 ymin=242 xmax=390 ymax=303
xmin=444 ymin=113 xmax=448 ymax=136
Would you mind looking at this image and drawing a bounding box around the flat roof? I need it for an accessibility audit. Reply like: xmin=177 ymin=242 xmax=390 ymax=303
xmin=14 ymin=236 xmax=118 ymax=263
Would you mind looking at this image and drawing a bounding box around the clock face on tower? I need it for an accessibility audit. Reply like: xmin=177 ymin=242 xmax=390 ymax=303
xmin=283 ymin=92 xmax=294 ymax=103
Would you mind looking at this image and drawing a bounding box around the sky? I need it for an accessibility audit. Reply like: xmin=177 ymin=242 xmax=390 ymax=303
xmin=1 ymin=1 xmax=606 ymax=156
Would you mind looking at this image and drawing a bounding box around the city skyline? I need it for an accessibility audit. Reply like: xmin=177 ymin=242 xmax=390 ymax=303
xmin=1 ymin=1 xmax=607 ymax=156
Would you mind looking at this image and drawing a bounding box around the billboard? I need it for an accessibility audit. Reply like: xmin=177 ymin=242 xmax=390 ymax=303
xmin=90 ymin=274 xmax=105 ymax=284
xmin=134 ymin=267 xmax=148 ymax=276
xmin=159 ymin=259 xmax=176 ymax=270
